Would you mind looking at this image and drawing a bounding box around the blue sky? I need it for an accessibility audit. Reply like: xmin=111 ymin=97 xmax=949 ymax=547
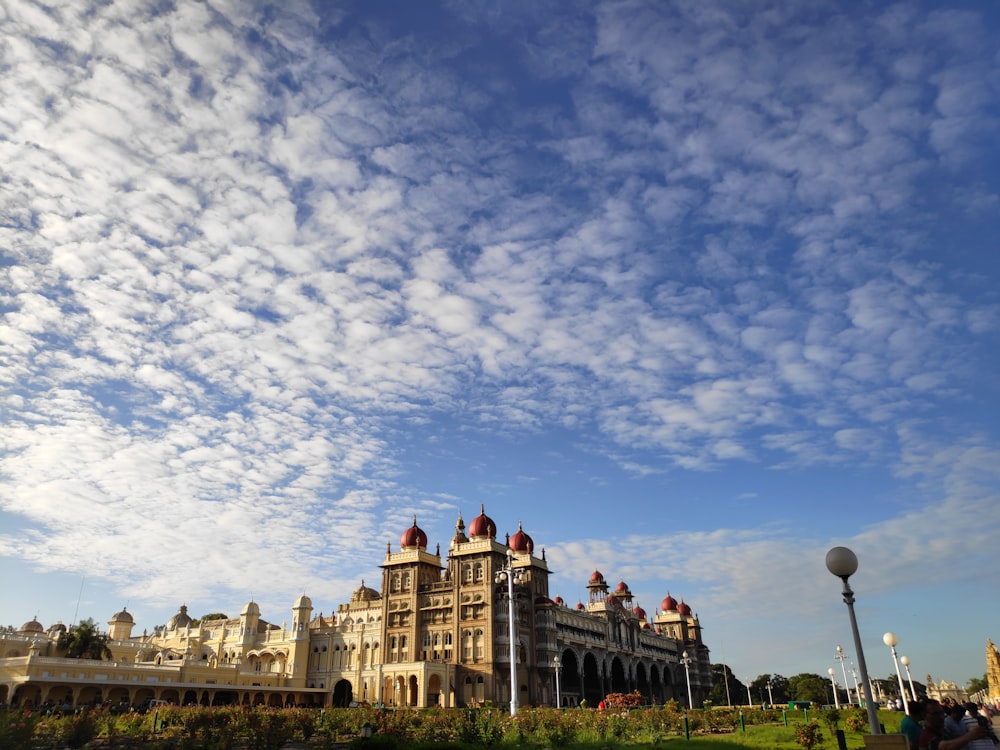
xmin=1 ymin=0 xmax=998 ymax=692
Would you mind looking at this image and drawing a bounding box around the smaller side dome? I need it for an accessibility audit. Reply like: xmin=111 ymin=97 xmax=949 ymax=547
xmin=167 ymin=604 xmax=194 ymax=630
xmin=110 ymin=607 xmax=134 ymax=624
xmin=633 ymin=605 xmax=647 ymax=619
xmin=468 ymin=504 xmax=496 ymax=539
xmin=241 ymin=601 xmax=260 ymax=617
xmin=400 ymin=516 xmax=428 ymax=549
xmin=20 ymin=617 xmax=44 ymax=635
xmin=661 ymin=593 xmax=678 ymax=612
xmin=508 ymin=521 xmax=534 ymax=554
xmin=589 ymin=569 xmax=605 ymax=584
xmin=575 ymin=602 xmax=585 ymax=610
xmin=294 ymin=594 xmax=312 ymax=609
xmin=678 ymin=600 xmax=692 ymax=616
xmin=554 ymin=595 xmax=564 ymax=606
xmin=351 ymin=580 xmax=380 ymax=603
xmin=616 ymin=580 xmax=629 ymax=593
xmin=48 ymin=621 xmax=67 ymax=636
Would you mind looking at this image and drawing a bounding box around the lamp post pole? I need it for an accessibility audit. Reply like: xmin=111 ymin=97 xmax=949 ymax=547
xmin=899 ymin=655 xmax=917 ymax=701
xmin=554 ymin=655 xmax=562 ymax=708
xmin=681 ymin=650 xmax=694 ymax=709
xmin=850 ymin=667 xmax=860 ymax=707
xmin=882 ymin=633 xmax=909 ymax=715
xmin=744 ymin=681 xmax=752 ymax=708
xmin=835 ymin=646 xmax=850 ymax=705
xmin=767 ymin=678 xmax=774 ymax=707
xmin=495 ymin=549 xmax=523 ymax=717
xmin=828 ymin=668 xmax=840 ymax=709
xmin=825 ymin=546 xmax=881 ymax=735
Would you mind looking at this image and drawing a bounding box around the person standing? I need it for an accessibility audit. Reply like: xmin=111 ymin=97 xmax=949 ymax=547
xmin=920 ymin=700 xmax=987 ymax=750
xmin=902 ymin=700 xmax=926 ymax=750
xmin=945 ymin=704 xmax=967 ymax=739
xmin=960 ymin=704 xmax=998 ymax=750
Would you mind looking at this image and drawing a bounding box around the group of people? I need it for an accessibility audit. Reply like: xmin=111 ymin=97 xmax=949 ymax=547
xmin=901 ymin=698 xmax=998 ymax=750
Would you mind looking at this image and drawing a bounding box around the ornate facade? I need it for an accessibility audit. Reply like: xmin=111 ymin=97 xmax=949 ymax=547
xmin=1 ymin=508 xmax=710 ymax=710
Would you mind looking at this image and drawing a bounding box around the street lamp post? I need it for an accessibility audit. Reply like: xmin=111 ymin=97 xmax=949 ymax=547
xmin=554 ymin=655 xmax=562 ymax=708
xmin=767 ymin=678 xmax=774 ymax=707
xmin=835 ymin=646 xmax=851 ymax=705
xmin=825 ymin=546 xmax=881 ymax=735
xmin=681 ymin=650 xmax=694 ymax=709
xmin=828 ymin=668 xmax=840 ymax=709
xmin=899 ymin=655 xmax=917 ymax=701
xmin=744 ymin=681 xmax=752 ymax=708
xmin=882 ymin=633 xmax=909 ymax=715
xmin=495 ymin=549 xmax=524 ymax=717
xmin=850 ymin=667 xmax=860 ymax=707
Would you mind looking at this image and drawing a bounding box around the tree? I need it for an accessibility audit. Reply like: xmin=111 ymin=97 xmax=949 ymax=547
xmin=192 ymin=613 xmax=228 ymax=626
xmin=751 ymin=673 xmax=789 ymax=706
xmin=707 ymin=663 xmax=745 ymax=706
xmin=968 ymin=675 xmax=988 ymax=694
xmin=57 ymin=618 xmax=112 ymax=660
xmin=788 ymin=673 xmax=830 ymax=705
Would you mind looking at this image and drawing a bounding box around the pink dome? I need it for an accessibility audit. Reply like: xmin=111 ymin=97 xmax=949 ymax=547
xmin=468 ymin=505 xmax=496 ymax=539
xmin=509 ymin=522 xmax=534 ymax=554
xmin=400 ymin=517 xmax=428 ymax=549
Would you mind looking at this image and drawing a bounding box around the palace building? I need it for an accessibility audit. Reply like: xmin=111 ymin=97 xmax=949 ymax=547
xmin=1 ymin=508 xmax=710 ymax=709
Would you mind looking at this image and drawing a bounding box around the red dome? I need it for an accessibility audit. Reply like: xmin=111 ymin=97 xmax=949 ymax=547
xmin=468 ymin=504 xmax=496 ymax=539
xmin=661 ymin=593 xmax=678 ymax=611
xmin=575 ymin=602 xmax=585 ymax=610
xmin=589 ymin=569 xmax=605 ymax=584
xmin=642 ymin=622 xmax=651 ymax=630
xmin=633 ymin=605 xmax=647 ymax=619
xmin=554 ymin=595 xmax=564 ymax=605
xmin=616 ymin=580 xmax=629 ymax=593
xmin=400 ymin=517 xmax=428 ymax=549
xmin=509 ymin=521 xmax=534 ymax=553
xmin=678 ymin=600 xmax=692 ymax=616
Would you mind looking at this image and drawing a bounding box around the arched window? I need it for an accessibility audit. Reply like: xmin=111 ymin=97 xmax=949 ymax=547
xmin=474 ymin=629 xmax=484 ymax=659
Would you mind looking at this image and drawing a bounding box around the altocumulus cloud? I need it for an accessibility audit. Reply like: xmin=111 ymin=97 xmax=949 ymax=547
xmin=0 ymin=1 xmax=998 ymax=682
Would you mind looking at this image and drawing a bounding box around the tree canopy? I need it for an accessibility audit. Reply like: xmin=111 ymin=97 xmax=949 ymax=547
xmin=56 ymin=618 xmax=112 ymax=660
xmin=787 ymin=673 xmax=830 ymax=705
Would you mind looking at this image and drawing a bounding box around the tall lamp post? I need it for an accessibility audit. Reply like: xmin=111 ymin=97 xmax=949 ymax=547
xmin=495 ymin=549 xmax=525 ymax=717
xmin=744 ymin=681 xmax=752 ymax=708
xmin=553 ymin=655 xmax=562 ymax=708
xmin=825 ymin=546 xmax=881 ymax=735
xmin=850 ymin=667 xmax=861 ymax=707
xmin=899 ymin=655 xmax=917 ymax=701
xmin=680 ymin=650 xmax=694 ymax=709
xmin=882 ymin=633 xmax=909 ymax=715
xmin=835 ymin=646 xmax=851 ymax=705
xmin=828 ymin=668 xmax=840 ymax=708
xmin=767 ymin=678 xmax=774 ymax=707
